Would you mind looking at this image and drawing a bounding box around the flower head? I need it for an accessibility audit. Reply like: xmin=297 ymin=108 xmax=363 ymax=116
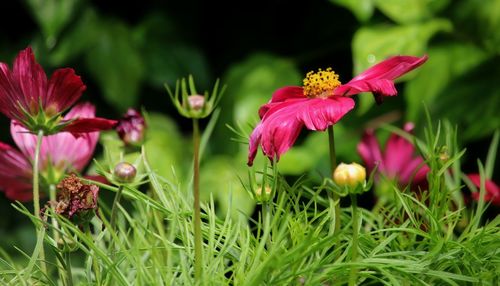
xmin=468 ymin=174 xmax=500 ymax=206
xmin=247 ymin=55 xmax=427 ymax=166
xmin=0 ymin=47 xmax=116 ymax=134
xmin=116 ymin=108 xmax=146 ymax=146
xmin=357 ymin=123 xmax=429 ymax=190
xmin=50 ymin=174 xmax=99 ymax=223
xmin=0 ymin=103 xmax=100 ymax=201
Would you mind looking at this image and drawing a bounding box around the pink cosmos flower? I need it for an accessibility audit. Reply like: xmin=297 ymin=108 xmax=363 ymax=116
xmin=0 ymin=103 xmax=100 ymax=201
xmin=247 ymin=55 xmax=428 ymax=166
xmin=115 ymin=108 xmax=147 ymax=146
xmin=0 ymin=47 xmax=116 ymax=134
xmin=357 ymin=123 xmax=429 ymax=190
xmin=468 ymin=174 xmax=500 ymax=206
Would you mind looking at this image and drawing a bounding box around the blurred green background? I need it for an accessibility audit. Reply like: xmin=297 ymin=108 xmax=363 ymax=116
xmin=0 ymin=0 xmax=499 ymax=247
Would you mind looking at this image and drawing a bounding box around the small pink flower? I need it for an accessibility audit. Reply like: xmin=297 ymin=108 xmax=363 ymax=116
xmin=0 ymin=103 xmax=100 ymax=201
xmin=0 ymin=47 xmax=116 ymax=134
xmin=468 ymin=174 xmax=500 ymax=206
xmin=357 ymin=123 xmax=429 ymax=190
xmin=247 ymin=55 xmax=428 ymax=166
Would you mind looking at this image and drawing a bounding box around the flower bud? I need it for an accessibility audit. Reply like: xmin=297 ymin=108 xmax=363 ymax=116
xmin=116 ymin=108 xmax=146 ymax=146
xmin=113 ymin=162 xmax=137 ymax=183
xmin=333 ymin=163 xmax=366 ymax=188
xmin=187 ymin=95 xmax=206 ymax=111
xmin=255 ymin=186 xmax=272 ymax=203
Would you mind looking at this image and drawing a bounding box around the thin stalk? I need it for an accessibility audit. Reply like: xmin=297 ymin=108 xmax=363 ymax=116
xmin=193 ymin=118 xmax=203 ymax=281
xmin=32 ymin=129 xmax=47 ymax=274
xmin=49 ymin=184 xmax=64 ymax=283
xmin=85 ymin=224 xmax=100 ymax=284
xmin=109 ymin=185 xmax=124 ymax=231
xmin=327 ymin=126 xmax=341 ymax=235
xmin=262 ymin=201 xmax=272 ymax=249
xmin=349 ymin=194 xmax=360 ymax=286
xmin=65 ymin=252 xmax=74 ymax=286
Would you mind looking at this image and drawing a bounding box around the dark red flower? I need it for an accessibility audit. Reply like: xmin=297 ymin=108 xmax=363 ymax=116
xmin=248 ymin=55 xmax=428 ymax=166
xmin=0 ymin=47 xmax=116 ymax=134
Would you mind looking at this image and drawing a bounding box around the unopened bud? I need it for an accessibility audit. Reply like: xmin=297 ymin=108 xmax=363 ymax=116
xmin=187 ymin=95 xmax=206 ymax=111
xmin=333 ymin=163 xmax=366 ymax=188
xmin=116 ymin=108 xmax=146 ymax=146
xmin=255 ymin=186 xmax=272 ymax=203
xmin=113 ymin=162 xmax=137 ymax=183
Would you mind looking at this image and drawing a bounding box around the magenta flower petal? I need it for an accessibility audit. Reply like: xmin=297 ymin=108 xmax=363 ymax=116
xmin=0 ymin=142 xmax=32 ymax=201
xmin=248 ymin=96 xmax=354 ymax=166
xmin=45 ymin=68 xmax=86 ymax=113
xmin=334 ymin=55 xmax=428 ymax=97
xmin=357 ymin=129 xmax=386 ymax=174
xmin=258 ymin=86 xmax=305 ymax=118
xmin=468 ymin=174 xmax=500 ymax=206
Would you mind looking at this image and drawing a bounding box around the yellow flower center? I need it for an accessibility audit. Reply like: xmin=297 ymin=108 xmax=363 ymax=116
xmin=303 ymin=68 xmax=341 ymax=98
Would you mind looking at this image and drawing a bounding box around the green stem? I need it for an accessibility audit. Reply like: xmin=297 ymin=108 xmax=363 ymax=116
xmin=262 ymin=201 xmax=272 ymax=249
xmin=349 ymin=194 xmax=360 ymax=286
xmin=85 ymin=224 xmax=100 ymax=284
xmin=65 ymin=251 xmax=74 ymax=286
xmin=49 ymin=184 xmax=64 ymax=283
xmin=193 ymin=119 xmax=203 ymax=281
xmin=327 ymin=126 xmax=341 ymax=235
xmin=110 ymin=185 xmax=124 ymax=231
xmin=32 ymin=129 xmax=47 ymax=275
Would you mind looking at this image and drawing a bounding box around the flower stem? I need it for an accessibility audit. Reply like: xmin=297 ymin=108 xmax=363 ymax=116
xmin=49 ymin=184 xmax=64 ymax=282
xmin=349 ymin=194 xmax=360 ymax=286
xmin=65 ymin=251 xmax=74 ymax=286
xmin=327 ymin=126 xmax=341 ymax=235
xmin=110 ymin=185 xmax=124 ymax=231
xmin=193 ymin=118 xmax=203 ymax=281
xmin=32 ymin=129 xmax=47 ymax=275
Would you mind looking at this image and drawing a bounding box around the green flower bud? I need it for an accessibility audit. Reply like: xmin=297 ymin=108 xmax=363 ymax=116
xmin=113 ymin=162 xmax=137 ymax=183
xmin=255 ymin=186 xmax=272 ymax=203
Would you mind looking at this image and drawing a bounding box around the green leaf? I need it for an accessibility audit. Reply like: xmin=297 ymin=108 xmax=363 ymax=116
xmin=200 ymin=156 xmax=255 ymax=222
xmin=85 ymin=21 xmax=144 ymax=112
xmin=329 ymin=0 xmax=374 ymax=22
xmin=432 ymin=59 xmax=500 ymax=140
xmin=374 ymin=0 xmax=450 ymax=24
xmin=133 ymin=14 xmax=210 ymax=88
xmin=352 ymin=19 xmax=452 ymax=113
xmin=25 ymin=0 xmax=81 ymax=48
xmin=405 ymin=43 xmax=488 ymax=122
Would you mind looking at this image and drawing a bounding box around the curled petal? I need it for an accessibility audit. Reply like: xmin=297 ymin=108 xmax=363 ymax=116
xmin=63 ymin=117 xmax=118 ymax=134
xmin=384 ymin=127 xmax=417 ymax=178
xmin=247 ymin=123 xmax=263 ymax=166
xmin=334 ymin=55 xmax=428 ymax=97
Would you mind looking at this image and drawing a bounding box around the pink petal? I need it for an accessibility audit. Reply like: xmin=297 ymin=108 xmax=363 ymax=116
xmin=0 ymin=62 xmax=24 ymax=119
xmin=334 ymin=55 xmax=428 ymax=97
xmin=259 ymin=86 xmax=305 ymax=118
xmin=63 ymin=117 xmax=118 ymax=134
xmin=12 ymin=47 xmax=47 ymax=113
xmin=383 ymin=127 xmax=416 ymax=178
xmin=0 ymin=142 xmax=32 ymax=201
xmin=46 ymin=68 xmax=86 ymax=113
xmin=357 ymin=129 xmax=385 ymax=174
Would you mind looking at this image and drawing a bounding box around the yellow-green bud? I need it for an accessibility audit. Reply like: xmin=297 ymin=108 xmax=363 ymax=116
xmin=255 ymin=186 xmax=272 ymax=202
xmin=113 ymin=162 xmax=137 ymax=183
xmin=333 ymin=163 xmax=366 ymax=187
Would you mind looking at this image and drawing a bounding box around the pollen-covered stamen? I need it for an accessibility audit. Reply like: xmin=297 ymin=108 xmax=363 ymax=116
xmin=303 ymin=68 xmax=341 ymax=98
